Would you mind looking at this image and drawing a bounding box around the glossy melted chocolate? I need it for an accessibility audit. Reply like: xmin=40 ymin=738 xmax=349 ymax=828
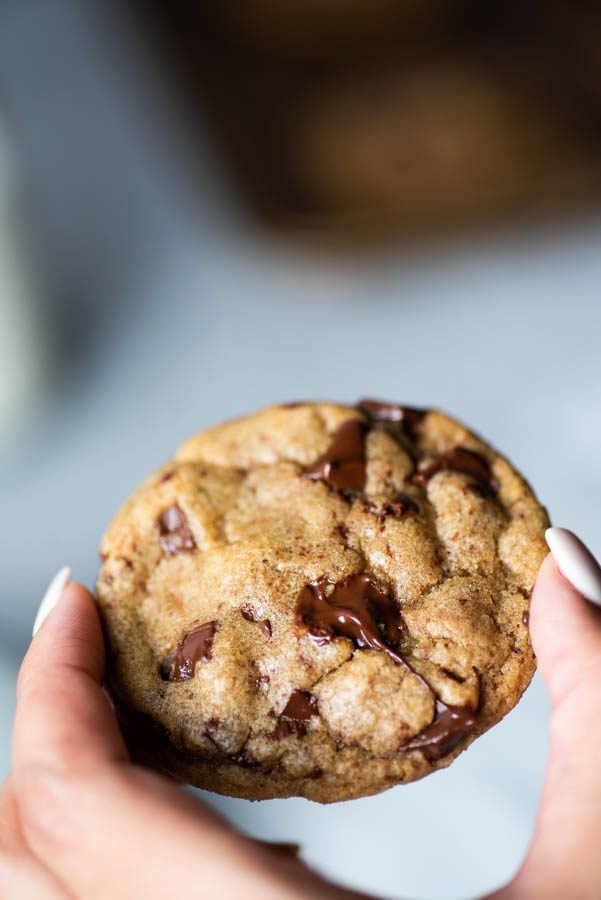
xmin=295 ymin=573 xmax=405 ymax=666
xmin=412 ymin=447 xmax=496 ymax=493
xmin=401 ymin=700 xmax=477 ymax=761
xmin=305 ymin=419 xmax=367 ymax=493
xmin=171 ymin=621 xmax=217 ymax=681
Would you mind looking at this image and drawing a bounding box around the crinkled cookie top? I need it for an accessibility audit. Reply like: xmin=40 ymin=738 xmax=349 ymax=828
xmin=97 ymin=401 xmax=548 ymax=802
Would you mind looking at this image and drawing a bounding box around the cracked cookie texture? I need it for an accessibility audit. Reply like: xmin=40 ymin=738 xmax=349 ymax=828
xmin=97 ymin=401 xmax=548 ymax=802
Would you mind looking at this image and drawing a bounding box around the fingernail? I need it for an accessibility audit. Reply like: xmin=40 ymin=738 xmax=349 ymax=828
xmin=545 ymin=528 xmax=601 ymax=606
xmin=33 ymin=566 xmax=72 ymax=636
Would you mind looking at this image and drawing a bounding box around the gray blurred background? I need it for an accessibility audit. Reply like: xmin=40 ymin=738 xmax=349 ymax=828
xmin=0 ymin=1 xmax=600 ymax=898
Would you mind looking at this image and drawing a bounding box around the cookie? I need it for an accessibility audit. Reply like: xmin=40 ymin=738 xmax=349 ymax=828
xmin=97 ymin=401 xmax=549 ymax=802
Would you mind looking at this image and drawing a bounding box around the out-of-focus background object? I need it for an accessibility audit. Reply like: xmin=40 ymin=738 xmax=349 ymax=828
xmin=0 ymin=2 xmax=600 ymax=899
xmin=147 ymin=0 xmax=601 ymax=239
xmin=0 ymin=116 xmax=44 ymax=449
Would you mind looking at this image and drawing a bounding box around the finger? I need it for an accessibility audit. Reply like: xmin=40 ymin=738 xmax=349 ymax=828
xmin=12 ymin=577 xmax=358 ymax=899
xmin=13 ymin=578 xmax=128 ymax=777
xmin=511 ymin=531 xmax=601 ymax=898
xmin=530 ymin=539 xmax=601 ymax=708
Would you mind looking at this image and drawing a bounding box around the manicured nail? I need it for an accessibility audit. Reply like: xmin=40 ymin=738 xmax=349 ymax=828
xmin=33 ymin=566 xmax=72 ymax=636
xmin=546 ymin=528 xmax=601 ymax=606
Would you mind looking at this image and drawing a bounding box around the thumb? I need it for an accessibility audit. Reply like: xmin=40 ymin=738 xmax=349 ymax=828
xmin=530 ymin=529 xmax=601 ymax=708
xmin=507 ymin=529 xmax=601 ymax=900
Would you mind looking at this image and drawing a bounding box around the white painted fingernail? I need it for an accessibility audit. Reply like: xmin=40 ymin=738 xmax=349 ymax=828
xmin=545 ymin=528 xmax=601 ymax=606
xmin=33 ymin=566 xmax=72 ymax=636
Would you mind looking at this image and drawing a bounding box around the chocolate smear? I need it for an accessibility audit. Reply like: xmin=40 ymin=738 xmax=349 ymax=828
xmin=296 ymin=573 xmax=478 ymax=753
xmin=412 ymin=447 xmax=497 ymax=494
xmin=157 ymin=504 xmax=196 ymax=556
xmin=171 ymin=621 xmax=217 ymax=681
xmin=305 ymin=419 xmax=367 ymax=494
xmin=401 ymin=700 xmax=477 ymax=761
xmin=295 ymin=574 xmax=406 ymax=666
xmin=240 ymin=603 xmax=272 ymax=638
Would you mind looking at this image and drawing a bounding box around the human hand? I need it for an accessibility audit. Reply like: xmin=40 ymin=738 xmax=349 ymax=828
xmin=1 ymin=527 xmax=600 ymax=899
xmin=0 ymin=572 xmax=366 ymax=899
xmin=489 ymin=528 xmax=601 ymax=900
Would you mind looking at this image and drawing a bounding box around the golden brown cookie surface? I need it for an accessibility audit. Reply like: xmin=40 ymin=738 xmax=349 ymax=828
xmin=97 ymin=401 xmax=548 ymax=802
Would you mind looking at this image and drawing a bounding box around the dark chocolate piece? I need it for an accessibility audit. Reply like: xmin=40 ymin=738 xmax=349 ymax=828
xmin=412 ymin=447 xmax=496 ymax=493
xmin=295 ymin=573 xmax=405 ymax=666
xmin=357 ymin=399 xmax=426 ymax=438
xmin=401 ymin=700 xmax=477 ymax=761
xmin=273 ymin=719 xmax=307 ymax=739
xmin=522 ymin=611 xmax=530 ymax=627
xmin=305 ymin=419 xmax=367 ymax=494
xmin=157 ymin=504 xmax=196 ymax=556
xmin=281 ymin=690 xmax=318 ymax=721
xmin=171 ymin=621 xmax=217 ymax=681
xmin=240 ymin=603 xmax=272 ymax=638
xmin=366 ymin=493 xmax=419 ymax=521
xmin=273 ymin=690 xmax=318 ymax=739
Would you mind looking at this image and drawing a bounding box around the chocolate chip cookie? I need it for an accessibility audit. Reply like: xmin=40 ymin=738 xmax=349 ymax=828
xmin=97 ymin=401 xmax=548 ymax=802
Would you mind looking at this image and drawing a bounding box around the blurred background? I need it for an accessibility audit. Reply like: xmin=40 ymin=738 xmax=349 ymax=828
xmin=0 ymin=1 xmax=600 ymax=897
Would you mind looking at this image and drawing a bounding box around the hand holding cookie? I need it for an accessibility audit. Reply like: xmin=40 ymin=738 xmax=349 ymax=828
xmin=2 ymin=530 xmax=601 ymax=897
xmin=2 ymin=403 xmax=601 ymax=898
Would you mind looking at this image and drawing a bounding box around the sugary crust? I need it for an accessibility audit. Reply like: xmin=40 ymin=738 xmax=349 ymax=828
xmin=97 ymin=402 xmax=548 ymax=802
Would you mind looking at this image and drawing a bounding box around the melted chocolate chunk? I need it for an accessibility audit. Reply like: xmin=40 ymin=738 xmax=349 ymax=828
xmin=412 ymin=447 xmax=497 ymax=494
xmin=157 ymin=505 xmax=196 ymax=556
xmin=357 ymin=399 xmax=426 ymax=439
xmin=273 ymin=690 xmax=318 ymax=739
xmin=401 ymin=700 xmax=477 ymax=761
xmin=281 ymin=690 xmax=318 ymax=721
xmin=240 ymin=603 xmax=272 ymax=638
xmin=171 ymin=621 xmax=217 ymax=681
xmin=522 ymin=611 xmax=530 ymax=627
xmin=295 ymin=574 xmax=405 ymax=666
xmin=305 ymin=419 xmax=367 ymax=494
xmin=366 ymin=493 xmax=420 ymax=521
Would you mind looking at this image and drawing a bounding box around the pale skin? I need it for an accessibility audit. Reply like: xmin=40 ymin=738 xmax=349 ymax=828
xmin=1 ymin=555 xmax=600 ymax=899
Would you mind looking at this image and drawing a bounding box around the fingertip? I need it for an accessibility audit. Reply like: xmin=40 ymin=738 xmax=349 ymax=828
xmin=27 ymin=579 xmax=105 ymax=682
xmin=33 ymin=566 xmax=72 ymax=636
xmin=545 ymin=527 xmax=601 ymax=606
